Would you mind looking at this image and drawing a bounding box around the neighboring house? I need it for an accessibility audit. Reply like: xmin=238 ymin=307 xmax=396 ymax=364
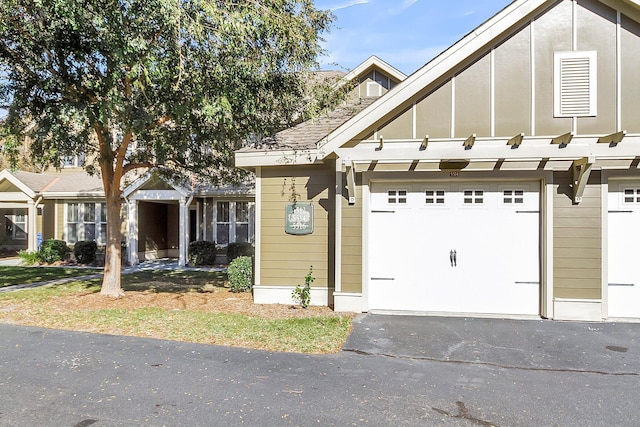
xmin=0 ymin=169 xmax=106 ymax=252
xmin=236 ymin=0 xmax=640 ymax=322
xmin=0 ymin=168 xmax=255 ymax=265
xmin=123 ymin=171 xmax=254 ymax=266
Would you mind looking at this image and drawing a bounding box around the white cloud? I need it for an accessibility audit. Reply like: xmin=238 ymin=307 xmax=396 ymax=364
xmin=387 ymin=0 xmax=420 ymax=16
xmin=330 ymin=0 xmax=370 ymax=11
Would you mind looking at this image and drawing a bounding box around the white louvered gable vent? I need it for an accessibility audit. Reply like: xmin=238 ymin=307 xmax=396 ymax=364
xmin=554 ymin=51 xmax=597 ymax=117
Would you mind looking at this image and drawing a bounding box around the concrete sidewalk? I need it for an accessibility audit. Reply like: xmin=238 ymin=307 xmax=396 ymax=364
xmin=343 ymin=314 xmax=640 ymax=375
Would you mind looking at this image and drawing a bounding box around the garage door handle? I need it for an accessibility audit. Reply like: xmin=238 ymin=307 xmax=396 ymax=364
xmin=450 ymin=249 xmax=457 ymax=267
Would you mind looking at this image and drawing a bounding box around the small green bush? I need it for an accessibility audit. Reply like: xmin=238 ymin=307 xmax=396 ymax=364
xmin=292 ymin=266 xmax=314 ymax=309
xmin=39 ymin=239 xmax=70 ymax=264
xmin=189 ymin=241 xmax=217 ymax=266
xmin=18 ymin=250 xmax=41 ymax=266
xmin=228 ymin=256 xmax=253 ymax=293
xmin=227 ymin=242 xmax=253 ymax=262
xmin=74 ymin=240 xmax=97 ymax=264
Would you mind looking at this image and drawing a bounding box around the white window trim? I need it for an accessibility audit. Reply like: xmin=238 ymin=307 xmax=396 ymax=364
xmin=554 ymin=51 xmax=597 ymax=118
xmin=6 ymin=213 xmax=28 ymax=240
xmin=65 ymin=202 xmax=106 ymax=245
xmin=212 ymin=200 xmax=255 ymax=246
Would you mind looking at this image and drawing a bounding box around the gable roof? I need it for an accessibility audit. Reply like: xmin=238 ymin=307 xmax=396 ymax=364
xmin=337 ymin=55 xmax=407 ymax=88
xmin=41 ymin=172 xmax=104 ymax=196
xmin=235 ymin=56 xmax=406 ymax=167
xmin=319 ymin=0 xmax=640 ymax=157
xmin=0 ymin=169 xmax=105 ymax=199
xmin=238 ymin=96 xmax=378 ymax=152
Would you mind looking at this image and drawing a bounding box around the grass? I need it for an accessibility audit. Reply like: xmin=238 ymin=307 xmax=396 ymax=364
xmin=0 ymin=266 xmax=100 ymax=288
xmin=0 ymin=270 xmax=353 ymax=354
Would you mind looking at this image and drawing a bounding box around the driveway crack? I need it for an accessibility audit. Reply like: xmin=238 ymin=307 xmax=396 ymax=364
xmin=341 ymin=348 xmax=639 ymax=376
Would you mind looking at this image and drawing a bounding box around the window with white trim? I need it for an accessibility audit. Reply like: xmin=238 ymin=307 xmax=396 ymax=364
xmin=66 ymin=202 xmax=107 ymax=245
xmin=4 ymin=212 xmax=27 ymax=240
xmin=213 ymin=200 xmax=254 ymax=245
xmin=554 ymin=51 xmax=597 ymax=117
xmin=623 ymin=188 xmax=640 ymax=204
xmin=62 ymin=153 xmax=85 ymax=168
xmin=235 ymin=202 xmax=249 ymax=243
xmin=216 ymin=201 xmax=230 ymax=245
xmin=387 ymin=190 xmax=407 ymax=204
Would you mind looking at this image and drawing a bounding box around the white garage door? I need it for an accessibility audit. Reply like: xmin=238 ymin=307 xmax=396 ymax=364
xmin=368 ymin=181 xmax=540 ymax=316
xmin=608 ymin=181 xmax=640 ymax=318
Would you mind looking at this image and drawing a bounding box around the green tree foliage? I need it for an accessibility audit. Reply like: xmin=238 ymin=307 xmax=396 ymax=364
xmin=0 ymin=0 xmax=332 ymax=296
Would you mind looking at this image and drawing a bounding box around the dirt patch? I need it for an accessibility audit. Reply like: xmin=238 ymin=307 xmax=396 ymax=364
xmin=47 ymin=284 xmax=339 ymax=319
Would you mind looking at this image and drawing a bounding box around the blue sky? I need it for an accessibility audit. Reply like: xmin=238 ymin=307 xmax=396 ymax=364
xmin=314 ymin=0 xmax=513 ymax=75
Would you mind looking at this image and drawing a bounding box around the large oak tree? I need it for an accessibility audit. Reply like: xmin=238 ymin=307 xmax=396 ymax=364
xmin=0 ymin=0 xmax=332 ymax=296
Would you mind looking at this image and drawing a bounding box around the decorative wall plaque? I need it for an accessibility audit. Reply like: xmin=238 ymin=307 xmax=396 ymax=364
xmin=285 ymin=203 xmax=313 ymax=235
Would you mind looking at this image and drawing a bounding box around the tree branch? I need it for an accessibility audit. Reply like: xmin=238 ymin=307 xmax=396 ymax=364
xmin=123 ymin=161 xmax=154 ymax=175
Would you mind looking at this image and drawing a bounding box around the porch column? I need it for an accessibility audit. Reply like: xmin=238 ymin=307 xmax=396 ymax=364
xmin=179 ymin=196 xmax=187 ymax=267
xmin=128 ymin=199 xmax=139 ymax=265
xmin=27 ymin=200 xmax=37 ymax=252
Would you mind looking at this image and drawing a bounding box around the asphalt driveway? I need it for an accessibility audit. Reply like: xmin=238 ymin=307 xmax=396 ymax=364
xmin=344 ymin=314 xmax=640 ymax=375
xmin=1 ymin=315 xmax=639 ymax=426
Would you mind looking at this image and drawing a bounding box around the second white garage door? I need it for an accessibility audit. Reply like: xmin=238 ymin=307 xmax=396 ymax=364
xmin=368 ymin=181 xmax=540 ymax=316
xmin=608 ymin=181 xmax=640 ymax=319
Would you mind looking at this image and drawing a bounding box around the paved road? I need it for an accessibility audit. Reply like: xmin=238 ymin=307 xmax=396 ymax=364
xmin=1 ymin=316 xmax=639 ymax=426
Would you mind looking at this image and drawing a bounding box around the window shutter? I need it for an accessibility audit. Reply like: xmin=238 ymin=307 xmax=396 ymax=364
xmin=554 ymin=51 xmax=597 ymax=117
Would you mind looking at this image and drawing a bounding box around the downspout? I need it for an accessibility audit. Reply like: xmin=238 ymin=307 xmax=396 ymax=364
xmin=184 ymin=193 xmax=194 ymax=265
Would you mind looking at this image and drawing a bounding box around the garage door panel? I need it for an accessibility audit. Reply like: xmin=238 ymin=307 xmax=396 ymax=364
xmin=368 ymin=181 xmax=540 ymax=316
xmin=608 ymin=181 xmax=640 ymax=318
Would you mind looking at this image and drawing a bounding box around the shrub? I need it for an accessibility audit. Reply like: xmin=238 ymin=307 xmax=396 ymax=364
xmin=38 ymin=239 xmax=70 ymax=264
xmin=292 ymin=266 xmax=314 ymax=309
xmin=227 ymin=242 xmax=253 ymax=262
xmin=188 ymin=241 xmax=217 ymax=266
xmin=228 ymin=256 xmax=253 ymax=293
xmin=74 ymin=240 xmax=97 ymax=264
xmin=18 ymin=250 xmax=41 ymax=266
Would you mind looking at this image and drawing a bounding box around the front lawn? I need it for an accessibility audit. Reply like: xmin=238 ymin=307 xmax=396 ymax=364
xmin=0 ymin=270 xmax=353 ymax=354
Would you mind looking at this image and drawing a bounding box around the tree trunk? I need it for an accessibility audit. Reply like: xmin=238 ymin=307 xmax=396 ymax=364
xmin=100 ymin=189 xmax=125 ymax=297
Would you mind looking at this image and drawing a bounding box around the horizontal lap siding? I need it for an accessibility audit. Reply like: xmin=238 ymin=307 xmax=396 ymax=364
xmin=260 ymin=166 xmax=334 ymax=288
xmin=341 ymin=174 xmax=362 ymax=293
xmin=553 ymin=171 xmax=602 ymax=300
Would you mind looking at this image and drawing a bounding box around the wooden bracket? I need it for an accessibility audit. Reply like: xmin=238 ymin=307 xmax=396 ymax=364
xmin=551 ymin=131 xmax=574 ymax=146
xmin=507 ymin=133 xmax=524 ymax=148
xmin=572 ymin=156 xmax=595 ymax=204
xmin=597 ymin=130 xmax=626 ymax=144
xmin=463 ymin=134 xmax=476 ymax=150
xmin=420 ymin=135 xmax=429 ymax=151
xmin=346 ymin=161 xmax=356 ymax=205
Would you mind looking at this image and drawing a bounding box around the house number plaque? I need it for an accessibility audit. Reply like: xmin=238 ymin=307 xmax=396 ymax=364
xmin=285 ymin=203 xmax=314 ymax=235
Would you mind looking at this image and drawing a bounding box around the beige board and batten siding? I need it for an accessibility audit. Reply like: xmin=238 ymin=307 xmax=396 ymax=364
xmin=553 ymin=171 xmax=602 ymax=299
xmin=340 ymin=173 xmax=363 ymax=294
xmin=260 ymin=165 xmax=335 ymax=290
xmin=357 ymin=0 xmax=640 ymax=142
xmin=621 ymin=13 xmax=640 ymax=131
xmin=576 ymin=0 xmax=617 ymax=134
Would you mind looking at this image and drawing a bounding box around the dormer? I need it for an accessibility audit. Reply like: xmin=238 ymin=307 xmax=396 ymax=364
xmin=339 ymin=56 xmax=407 ymax=99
